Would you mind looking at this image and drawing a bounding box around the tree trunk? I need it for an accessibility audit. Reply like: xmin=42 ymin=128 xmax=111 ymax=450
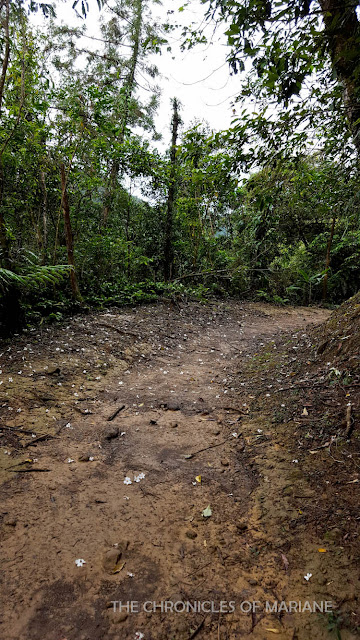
xmin=60 ymin=163 xmax=81 ymax=301
xmin=319 ymin=0 xmax=360 ymax=154
xmin=102 ymin=0 xmax=143 ymax=226
xmin=322 ymin=214 xmax=336 ymax=302
xmin=0 ymin=166 xmax=9 ymax=266
xmin=0 ymin=0 xmax=10 ymax=117
xmin=102 ymin=161 xmax=119 ymax=227
xmin=164 ymin=98 xmax=181 ymax=281
xmin=0 ymin=0 xmax=11 ymax=264
xmin=40 ymin=169 xmax=47 ymax=263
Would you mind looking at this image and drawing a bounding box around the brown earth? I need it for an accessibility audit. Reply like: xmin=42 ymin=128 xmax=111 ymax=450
xmin=0 ymin=301 xmax=359 ymax=640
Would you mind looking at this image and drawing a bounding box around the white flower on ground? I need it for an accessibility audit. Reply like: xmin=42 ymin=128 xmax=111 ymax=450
xmin=75 ymin=559 xmax=86 ymax=567
xmin=304 ymin=572 xmax=312 ymax=581
xmin=124 ymin=477 xmax=132 ymax=485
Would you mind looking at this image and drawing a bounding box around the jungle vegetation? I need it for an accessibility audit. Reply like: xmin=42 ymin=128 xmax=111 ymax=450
xmin=0 ymin=0 xmax=359 ymax=334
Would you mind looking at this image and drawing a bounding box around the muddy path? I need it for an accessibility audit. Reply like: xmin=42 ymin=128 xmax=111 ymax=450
xmin=0 ymin=301 xmax=358 ymax=640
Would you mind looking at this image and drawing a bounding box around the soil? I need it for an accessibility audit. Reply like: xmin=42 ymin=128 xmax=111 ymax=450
xmin=0 ymin=301 xmax=359 ymax=640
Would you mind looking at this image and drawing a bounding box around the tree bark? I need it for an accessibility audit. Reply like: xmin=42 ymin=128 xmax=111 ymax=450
xmin=40 ymin=169 xmax=47 ymax=263
xmin=319 ymin=0 xmax=360 ymax=154
xmin=164 ymin=98 xmax=181 ymax=281
xmin=322 ymin=214 xmax=336 ymax=302
xmin=60 ymin=163 xmax=81 ymax=301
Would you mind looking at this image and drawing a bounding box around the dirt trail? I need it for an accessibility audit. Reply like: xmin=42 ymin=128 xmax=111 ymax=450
xmin=0 ymin=301 xmax=358 ymax=640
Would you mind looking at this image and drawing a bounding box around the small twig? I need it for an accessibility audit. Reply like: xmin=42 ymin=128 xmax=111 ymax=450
xmin=308 ymin=437 xmax=335 ymax=452
xmin=74 ymin=406 xmax=93 ymax=416
xmin=188 ymin=617 xmax=205 ymax=640
xmin=97 ymin=322 xmax=138 ymax=338
xmin=7 ymin=468 xmax=51 ymax=473
xmin=25 ymin=434 xmax=56 ymax=447
xmin=222 ymin=407 xmax=248 ymax=414
xmin=329 ymin=438 xmax=344 ymax=464
xmin=216 ymin=546 xmax=225 ymax=566
xmin=274 ymin=381 xmax=332 ymax=392
xmin=184 ymin=561 xmax=212 ymax=579
xmin=345 ymin=403 xmax=353 ymax=438
xmin=6 ymin=460 xmax=33 ymax=469
xmin=185 ymin=436 xmax=235 ymax=459
xmin=0 ymin=425 xmax=37 ymax=435
xmin=107 ymin=405 xmax=125 ymax=421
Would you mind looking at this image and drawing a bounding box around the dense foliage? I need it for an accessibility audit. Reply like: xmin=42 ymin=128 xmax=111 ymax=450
xmin=0 ymin=0 xmax=359 ymax=334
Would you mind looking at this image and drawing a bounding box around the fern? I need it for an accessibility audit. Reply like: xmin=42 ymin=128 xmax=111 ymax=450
xmin=0 ymin=264 xmax=71 ymax=294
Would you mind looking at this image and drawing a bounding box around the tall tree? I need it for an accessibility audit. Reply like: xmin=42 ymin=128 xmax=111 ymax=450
xmin=101 ymin=0 xmax=145 ymax=225
xmin=60 ymin=162 xmax=81 ymax=300
xmin=196 ymin=0 xmax=360 ymax=159
xmin=164 ymin=97 xmax=181 ymax=281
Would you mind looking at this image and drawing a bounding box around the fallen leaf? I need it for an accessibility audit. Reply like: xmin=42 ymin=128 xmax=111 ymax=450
xmin=302 ymin=407 xmax=309 ymax=416
xmin=113 ymin=561 xmax=126 ymax=574
xmin=265 ymin=630 xmax=280 ymax=635
xmin=202 ymin=505 xmax=212 ymax=518
xmin=195 ymin=475 xmax=201 ymax=483
xmin=318 ymin=548 xmax=327 ymax=553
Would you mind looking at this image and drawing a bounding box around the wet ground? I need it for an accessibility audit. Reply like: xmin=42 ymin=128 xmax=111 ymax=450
xmin=0 ymin=301 xmax=358 ymax=639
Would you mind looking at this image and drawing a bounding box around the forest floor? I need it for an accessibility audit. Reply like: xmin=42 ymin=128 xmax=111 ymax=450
xmin=0 ymin=301 xmax=359 ymax=640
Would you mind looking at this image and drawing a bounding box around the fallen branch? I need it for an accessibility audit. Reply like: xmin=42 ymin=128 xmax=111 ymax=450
xmin=173 ymin=267 xmax=231 ymax=281
xmin=7 ymin=468 xmax=51 ymax=473
xmin=0 ymin=425 xmax=37 ymax=435
xmin=107 ymin=405 xmax=125 ymax=421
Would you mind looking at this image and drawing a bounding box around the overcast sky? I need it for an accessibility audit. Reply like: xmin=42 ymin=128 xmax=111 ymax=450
xmin=145 ymin=0 xmax=240 ymax=142
xmin=41 ymin=0 xmax=241 ymax=147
